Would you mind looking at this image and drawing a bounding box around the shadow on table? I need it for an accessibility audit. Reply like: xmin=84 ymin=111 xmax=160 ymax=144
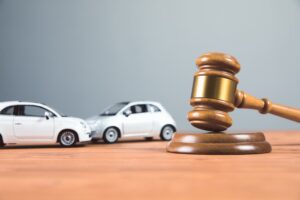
xmin=90 ymin=139 xmax=166 ymax=145
xmin=0 ymin=144 xmax=86 ymax=149
xmin=0 ymin=139 xmax=166 ymax=149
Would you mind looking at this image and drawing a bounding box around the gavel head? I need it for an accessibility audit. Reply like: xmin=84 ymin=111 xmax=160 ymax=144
xmin=188 ymin=52 xmax=241 ymax=132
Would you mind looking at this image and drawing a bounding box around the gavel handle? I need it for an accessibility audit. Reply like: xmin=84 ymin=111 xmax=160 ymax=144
xmin=235 ymin=90 xmax=300 ymax=123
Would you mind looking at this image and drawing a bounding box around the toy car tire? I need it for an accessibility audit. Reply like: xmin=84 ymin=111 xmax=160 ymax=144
xmin=160 ymin=125 xmax=174 ymax=141
xmin=103 ymin=128 xmax=119 ymax=144
xmin=59 ymin=131 xmax=77 ymax=147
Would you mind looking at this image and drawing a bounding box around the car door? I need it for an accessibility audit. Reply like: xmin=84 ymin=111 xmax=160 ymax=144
xmin=13 ymin=105 xmax=55 ymax=140
xmin=147 ymin=104 xmax=163 ymax=132
xmin=122 ymin=104 xmax=153 ymax=136
xmin=0 ymin=105 xmax=17 ymax=143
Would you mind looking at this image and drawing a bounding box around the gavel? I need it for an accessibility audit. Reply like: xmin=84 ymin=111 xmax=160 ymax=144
xmin=188 ymin=52 xmax=300 ymax=132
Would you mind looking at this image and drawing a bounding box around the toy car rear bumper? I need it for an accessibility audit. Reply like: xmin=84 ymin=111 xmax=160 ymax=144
xmin=90 ymin=131 xmax=103 ymax=139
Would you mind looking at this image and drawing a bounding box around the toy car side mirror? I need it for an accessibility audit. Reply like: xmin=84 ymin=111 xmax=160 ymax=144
xmin=123 ymin=110 xmax=132 ymax=117
xmin=44 ymin=112 xmax=50 ymax=120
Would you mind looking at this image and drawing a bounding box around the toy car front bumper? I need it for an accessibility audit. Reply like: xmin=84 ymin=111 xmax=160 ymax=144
xmin=78 ymin=131 xmax=92 ymax=143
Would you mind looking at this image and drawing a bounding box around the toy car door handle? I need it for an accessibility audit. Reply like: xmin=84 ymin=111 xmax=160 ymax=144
xmin=14 ymin=122 xmax=22 ymax=125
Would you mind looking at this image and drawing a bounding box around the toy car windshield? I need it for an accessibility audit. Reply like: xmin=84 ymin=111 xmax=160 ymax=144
xmin=100 ymin=102 xmax=129 ymax=116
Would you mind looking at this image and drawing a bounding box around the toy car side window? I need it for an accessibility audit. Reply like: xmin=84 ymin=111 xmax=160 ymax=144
xmin=131 ymin=104 xmax=148 ymax=114
xmin=23 ymin=105 xmax=50 ymax=117
xmin=148 ymin=104 xmax=161 ymax=112
xmin=0 ymin=106 xmax=16 ymax=115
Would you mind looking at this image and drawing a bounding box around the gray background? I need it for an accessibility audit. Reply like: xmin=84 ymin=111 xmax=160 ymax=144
xmin=1 ymin=0 xmax=300 ymax=132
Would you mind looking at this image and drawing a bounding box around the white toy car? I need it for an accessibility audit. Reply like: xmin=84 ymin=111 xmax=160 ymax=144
xmin=86 ymin=101 xmax=176 ymax=144
xmin=0 ymin=101 xmax=91 ymax=147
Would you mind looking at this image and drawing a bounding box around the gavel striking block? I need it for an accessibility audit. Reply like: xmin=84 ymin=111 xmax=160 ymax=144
xmin=167 ymin=52 xmax=300 ymax=154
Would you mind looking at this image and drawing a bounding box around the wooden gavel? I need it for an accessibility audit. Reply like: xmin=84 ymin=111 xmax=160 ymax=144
xmin=188 ymin=52 xmax=300 ymax=132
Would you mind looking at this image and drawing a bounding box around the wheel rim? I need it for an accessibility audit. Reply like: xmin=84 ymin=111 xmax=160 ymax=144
xmin=106 ymin=128 xmax=118 ymax=143
xmin=163 ymin=126 xmax=174 ymax=140
xmin=60 ymin=131 xmax=76 ymax=146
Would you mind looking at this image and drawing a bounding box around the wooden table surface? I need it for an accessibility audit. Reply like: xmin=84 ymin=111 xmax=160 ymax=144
xmin=0 ymin=131 xmax=300 ymax=200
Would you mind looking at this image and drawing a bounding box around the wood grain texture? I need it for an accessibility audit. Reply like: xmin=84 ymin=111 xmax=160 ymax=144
xmin=0 ymin=131 xmax=300 ymax=200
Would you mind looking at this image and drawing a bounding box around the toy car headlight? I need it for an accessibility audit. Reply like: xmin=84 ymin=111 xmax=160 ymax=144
xmin=80 ymin=121 xmax=87 ymax=129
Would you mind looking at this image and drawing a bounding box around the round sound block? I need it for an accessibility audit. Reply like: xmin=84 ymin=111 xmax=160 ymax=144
xmin=167 ymin=132 xmax=272 ymax=155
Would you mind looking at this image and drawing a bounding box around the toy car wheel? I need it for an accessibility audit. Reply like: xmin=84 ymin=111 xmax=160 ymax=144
xmin=160 ymin=125 xmax=174 ymax=141
xmin=103 ymin=128 xmax=119 ymax=144
xmin=145 ymin=137 xmax=153 ymax=141
xmin=59 ymin=131 xmax=77 ymax=147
